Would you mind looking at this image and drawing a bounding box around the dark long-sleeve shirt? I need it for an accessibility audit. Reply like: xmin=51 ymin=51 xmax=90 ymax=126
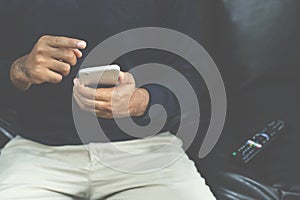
xmin=0 ymin=0 xmax=207 ymax=145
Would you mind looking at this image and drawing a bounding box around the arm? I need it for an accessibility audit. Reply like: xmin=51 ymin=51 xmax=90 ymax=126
xmin=10 ymin=36 xmax=86 ymax=91
xmin=72 ymin=1 xmax=204 ymax=133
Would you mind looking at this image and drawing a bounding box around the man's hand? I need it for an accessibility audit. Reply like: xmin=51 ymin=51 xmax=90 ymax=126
xmin=73 ymin=72 xmax=150 ymax=118
xmin=10 ymin=35 xmax=87 ymax=91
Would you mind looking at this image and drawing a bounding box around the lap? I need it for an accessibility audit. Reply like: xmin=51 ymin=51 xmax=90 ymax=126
xmin=0 ymin=136 xmax=216 ymax=200
xmin=106 ymin=180 xmax=214 ymax=200
xmin=0 ymin=137 xmax=88 ymax=200
xmin=94 ymin=153 xmax=216 ymax=200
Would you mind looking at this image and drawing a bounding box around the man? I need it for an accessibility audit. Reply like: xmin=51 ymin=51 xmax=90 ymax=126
xmin=0 ymin=1 xmax=215 ymax=199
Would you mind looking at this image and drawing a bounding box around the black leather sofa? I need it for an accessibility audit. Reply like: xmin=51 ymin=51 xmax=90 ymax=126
xmin=1 ymin=1 xmax=299 ymax=199
xmin=189 ymin=1 xmax=300 ymax=199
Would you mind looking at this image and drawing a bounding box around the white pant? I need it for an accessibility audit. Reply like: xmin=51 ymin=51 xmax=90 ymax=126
xmin=0 ymin=133 xmax=215 ymax=200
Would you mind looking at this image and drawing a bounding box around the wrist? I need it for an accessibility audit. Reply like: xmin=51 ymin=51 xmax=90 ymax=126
xmin=10 ymin=55 xmax=32 ymax=91
xmin=130 ymin=88 xmax=150 ymax=117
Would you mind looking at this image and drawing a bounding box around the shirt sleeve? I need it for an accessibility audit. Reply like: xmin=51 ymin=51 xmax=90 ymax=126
xmin=0 ymin=59 xmax=23 ymax=108
xmin=133 ymin=0 xmax=207 ymax=133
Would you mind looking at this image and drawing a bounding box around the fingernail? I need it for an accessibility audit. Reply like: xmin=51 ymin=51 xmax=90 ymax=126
xmin=118 ymin=73 xmax=124 ymax=81
xmin=77 ymin=41 xmax=87 ymax=49
xmin=74 ymin=78 xmax=80 ymax=85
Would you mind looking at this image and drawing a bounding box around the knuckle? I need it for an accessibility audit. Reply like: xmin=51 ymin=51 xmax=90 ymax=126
xmin=113 ymin=93 xmax=122 ymax=101
xmin=53 ymin=37 xmax=60 ymax=46
xmin=30 ymin=71 xmax=43 ymax=83
xmin=71 ymin=58 xmax=77 ymax=66
xmin=35 ymin=46 xmax=45 ymax=55
xmin=31 ymin=68 xmax=41 ymax=79
xmin=61 ymin=64 xmax=71 ymax=76
xmin=65 ymin=51 xmax=73 ymax=59
xmin=82 ymin=99 xmax=88 ymax=107
xmin=79 ymin=104 xmax=85 ymax=110
xmin=126 ymin=72 xmax=135 ymax=84
xmin=95 ymin=93 xmax=102 ymax=100
xmin=104 ymin=104 xmax=112 ymax=112
xmin=88 ymin=100 xmax=94 ymax=109
xmin=39 ymin=35 xmax=49 ymax=42
xmin=34 ymin=56 xmax=44 ymax=65
xmin=94 ymin=102 xmax=101 ymax=110
xmin=126 ymin=72 xmax=133 ymax=78
xmin=70 ymin=56 xmax=77 ymax=66
xmin=68 ymin=39 xmax=76 ymax=47
xmin=77 ymin=103 xmax=83 ymax=109
xmin=105 ymin=113 xmax=113 ymax=119
xmin=52 ymin=75 xmax=63 ymax=84
xmin=96 ymin=110 xmax=103 ymax=117
xmin=65 ymin=52 xmax=76 ymax=64
xmin=32 ymin=79 xmax=42 ymax=84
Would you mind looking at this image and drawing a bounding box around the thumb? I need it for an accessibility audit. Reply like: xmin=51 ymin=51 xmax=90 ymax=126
xmin=118 ymin=72 xmax=135 ymax=85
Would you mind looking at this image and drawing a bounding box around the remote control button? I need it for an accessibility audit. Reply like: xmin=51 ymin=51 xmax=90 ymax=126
xmin=232 ymin=120 xmax=285 ymax=163
xmin=253 ymin=133 xmax=269 ymax=144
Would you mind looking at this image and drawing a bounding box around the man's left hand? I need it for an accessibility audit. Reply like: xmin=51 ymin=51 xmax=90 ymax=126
xmin=73 ymin=72 xmax=150 ymax=118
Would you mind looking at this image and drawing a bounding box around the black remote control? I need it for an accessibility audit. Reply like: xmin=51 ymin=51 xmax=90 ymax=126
xmin=232 ymin=120 xmax=285 ymax=164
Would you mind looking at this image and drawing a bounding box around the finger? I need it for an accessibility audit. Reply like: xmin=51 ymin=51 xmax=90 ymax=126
xmin=94 ymin=100 xmax=112 ymax=118
xmin=73 ymin=49 xmax=82 ymax=58
xmin=74 ymin=87 xmax=108 ymax=111
xmin=73 ymin=79 xmax=97 ymax=99
xmin=48 ymin=60 xmax=71 ymax=76
xmin=50 ymin=48 xmax=77 ymax=66
xmin=118 ymin=72 xmax=135 ymax=85
xmin=73 ymin=90 xmax=85 ymax=109
xmin=74 ymin=78 xmax=113 ymax=101
xmin=47 ymin=36 xmax=87 ymax=49
xmin=95 ymin=110 xmax=113 ymax=119
xmin=94 ymin=88 xmax=114 ymax=101
xmin=95 ymin=98 xmax=111 ymax=112
xmin=73 ymin=86 xmax=112 ymax=118
xmin=45 ymin=70 xmax=63 ymax=84
xmin=73 ymin=90 xmax=93 ymax=112
xmin=73 ymin=87 xmax=95 ymax=110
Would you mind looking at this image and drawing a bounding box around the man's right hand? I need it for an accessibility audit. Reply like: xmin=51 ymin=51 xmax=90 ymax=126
xmin=10 ymin=35 xmax=87 ymax=91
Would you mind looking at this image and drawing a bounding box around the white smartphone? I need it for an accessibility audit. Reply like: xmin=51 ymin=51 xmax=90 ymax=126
xmin=79 ymin=64 xmax=120 ymax=86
